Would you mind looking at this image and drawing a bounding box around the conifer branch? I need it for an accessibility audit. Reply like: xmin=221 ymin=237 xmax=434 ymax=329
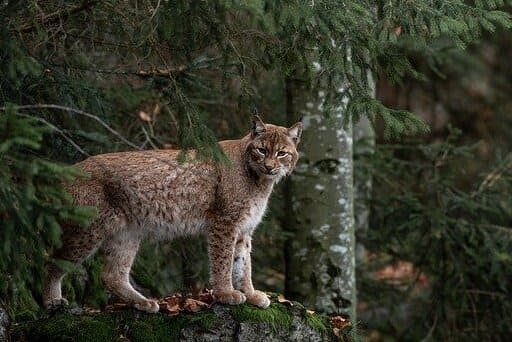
xmin=15 ymin=112 xmax=90 ymax=157
xmin=473 ymin=153 xmax=512 ymax=196
xmin=0 ymin=104 xmax=141 ymax=150
xmin=16 ymin=0 xmax=99 ymax=33
xmin=46 ymin=63 xmax=189 ymax=79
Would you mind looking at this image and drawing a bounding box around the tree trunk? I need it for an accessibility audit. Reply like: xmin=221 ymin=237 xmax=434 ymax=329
xmin=353 ymin=70 xmax=375 ymax=263
xmin=0 ymin=305 xmax=8 ymax=342
xmin=284 ymin=75 xmax=356 ymax=320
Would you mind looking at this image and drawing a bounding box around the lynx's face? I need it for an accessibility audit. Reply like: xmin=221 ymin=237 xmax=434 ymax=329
xmin=245 ymin=116 xmax=303 ymax=181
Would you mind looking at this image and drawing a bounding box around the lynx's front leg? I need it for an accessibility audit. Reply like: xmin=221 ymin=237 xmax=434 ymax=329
xmin=233 ymin=234 xmax=270 ymax=308
xmin=208 ymin=221 xmax=246 ymax=305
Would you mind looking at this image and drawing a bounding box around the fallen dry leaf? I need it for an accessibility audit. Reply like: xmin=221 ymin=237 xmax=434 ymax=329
xmin=183 ymin=298 xmax=210 ymax=313
xmin=83 ymin=306 xmax=101 ymax=314
xmin=329 ymin=315 xmax=351 ymax=329
xmin=277 ymin=294 xmax=293 ymax=306
xmin=138 ymin=110 xmax=152 ymax=122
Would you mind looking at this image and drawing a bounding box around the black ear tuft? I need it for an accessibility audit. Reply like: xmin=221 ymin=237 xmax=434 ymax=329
xmin=252 ymin=115 xmax=266 ymax=136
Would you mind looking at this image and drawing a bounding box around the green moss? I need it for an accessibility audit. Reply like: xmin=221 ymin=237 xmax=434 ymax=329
xmin=127 ymin=312 xmax=182 ymax=342
xmin=186 ymin=310 xmax=218 ymax=330
xmin=231 ymin=302 xmax=293 ymax=332
xmin=304 ymin=311 xmax=329 ymax=334
xmin=11 ymin=307 xmax=220 ymax=342
xmin=13 ymin=312 xmax=118 ymax=342
xmin=127 ymin=310 xmax=218 ymax=341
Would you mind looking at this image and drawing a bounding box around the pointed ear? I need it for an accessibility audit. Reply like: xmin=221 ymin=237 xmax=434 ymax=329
xmin=288 ymin=117 xmax=303 ymax=145
xmin=252 ymin=115 xmax=266 ymax=136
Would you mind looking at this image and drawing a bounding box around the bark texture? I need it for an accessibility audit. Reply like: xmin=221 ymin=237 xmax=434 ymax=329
xmin=353 ymin=70 xmax=376 ymax=262
xmin=8 ymin=302 xmax=339 ymax=342
xmin=0 ymin=305 xmax=8 ymax=342
xmin=285 ymin=76 xmax=356 ymax=319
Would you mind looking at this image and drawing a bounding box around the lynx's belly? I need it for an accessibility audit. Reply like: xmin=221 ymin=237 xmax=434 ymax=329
xmin=139 ymin=187 xmax=215 ymax=239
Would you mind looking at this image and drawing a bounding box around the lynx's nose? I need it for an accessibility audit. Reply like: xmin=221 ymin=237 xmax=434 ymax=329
xmin=264 ymin=166 xmax=279 ymax=175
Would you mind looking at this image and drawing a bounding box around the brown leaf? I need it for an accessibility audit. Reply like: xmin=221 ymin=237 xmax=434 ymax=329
xmin=183 ymin=298 xmax=210 ymax=313
xmin=83 ymin=306 xmax=101 ymax=314
xmin=329 ymin=315 xmax=351 ymax=329
xmin=138 ymin=110 xmax=152 ymax=122
xmin=394 ymin=26 xmax=402 ymax=36
xmin=277 ymin=294 xmax=293 ymax=306
xmin=197 ymin=288 xmax=215 ymax=304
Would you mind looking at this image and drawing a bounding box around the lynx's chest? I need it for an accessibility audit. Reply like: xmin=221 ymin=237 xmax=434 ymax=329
xmin=239 ymin=198 xmax=268 ymax=233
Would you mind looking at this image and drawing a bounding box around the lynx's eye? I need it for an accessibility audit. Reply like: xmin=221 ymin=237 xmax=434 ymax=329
xmin=256 ymin=147 xmax=266 ymax=156
xmin=277 ymin=151 xmax=288 ymax=158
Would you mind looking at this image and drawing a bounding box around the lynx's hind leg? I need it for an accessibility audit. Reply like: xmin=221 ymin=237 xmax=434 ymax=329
xmin=43 ymin=211 xmax=123 ymax=309
xmin=101 ymin=229 xmax=159 ymax=313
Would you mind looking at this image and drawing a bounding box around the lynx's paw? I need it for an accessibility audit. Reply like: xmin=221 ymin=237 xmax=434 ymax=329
xmin=246 ymin=290 xmax=271 ymax=308
xmin=213 ymin=289 xmax=247 ymax=305
xmin=133 ymin=299 xmax=160 ymax=313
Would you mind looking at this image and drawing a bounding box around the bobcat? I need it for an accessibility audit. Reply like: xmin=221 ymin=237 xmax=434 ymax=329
xmin=43 ymin=115 xmax=302 ymax=312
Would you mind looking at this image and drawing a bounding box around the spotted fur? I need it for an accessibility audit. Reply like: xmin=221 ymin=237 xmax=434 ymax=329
xmin=43 ymin=116 xmax=302 ymax=311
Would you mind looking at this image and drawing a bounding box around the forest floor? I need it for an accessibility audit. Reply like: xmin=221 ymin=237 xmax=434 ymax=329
xmin=7 ymin=292 xmax=352 ymax=341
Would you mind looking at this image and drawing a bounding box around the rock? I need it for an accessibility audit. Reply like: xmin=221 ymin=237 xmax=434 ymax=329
xmin=8 ymin=298 xmax=351 ymax=341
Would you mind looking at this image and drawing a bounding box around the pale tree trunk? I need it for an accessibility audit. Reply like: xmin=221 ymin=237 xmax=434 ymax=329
xmin=284 ymin=73 xmax=356 ymax=319
xmin=354 ymin=70 xmax=375 ymax=263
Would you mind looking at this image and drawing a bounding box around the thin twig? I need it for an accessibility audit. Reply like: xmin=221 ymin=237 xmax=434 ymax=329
xmin=15 ymin=1 xmax=99 ymax=34
xmin=15 ymin=113 xmax=89 ymax=157
xmin=150 ymin=0 xmax=161 ymax=20
xmin=478 ymin=224 xmax=512 ymax=234
xmin=47 ymin=63 xmax=188 ymax=79
xmin=420 ymin=314 xmax=437 ymax=342
xmin=473 ymin=153 xmax=512 ymax=197
xmin=0 ymin=104 xmax=141 ymax=150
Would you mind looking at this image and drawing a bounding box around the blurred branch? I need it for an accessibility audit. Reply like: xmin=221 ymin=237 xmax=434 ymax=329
xmin=15 ymin=112 xmax=89 ymax=157
xmin=478 ymin=224 xmax=512 ymax=234
xmin=473 ymin=153 xmax=512 ymax=197
xmin=15 ymin=0 xmax=99 ymax=33
xmin=0 ymin=104 xmax=140 ymax=150
xmin=47 ymin=63 xmax=188 ymax=79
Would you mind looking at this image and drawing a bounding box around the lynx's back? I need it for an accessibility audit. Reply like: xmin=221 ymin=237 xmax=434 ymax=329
xmin=69 ymin=148 xmax=223 ymax=237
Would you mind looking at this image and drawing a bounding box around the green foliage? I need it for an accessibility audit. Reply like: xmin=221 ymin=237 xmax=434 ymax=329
xmin=0 ymin=107 xmax=97 ymax=314
xmin=1 ymin=3 xmax=511 ymax=340
xmin=359 ymin=129 xmax=512 ymax=339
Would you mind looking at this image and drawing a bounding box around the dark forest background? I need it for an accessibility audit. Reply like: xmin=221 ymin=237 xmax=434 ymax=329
xmin=1 ymin=1 xmax=511 ymax=341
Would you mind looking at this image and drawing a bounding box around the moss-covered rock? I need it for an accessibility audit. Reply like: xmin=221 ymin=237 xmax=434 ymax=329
xmin=9 ymin=299 xmax=350 ymax=341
